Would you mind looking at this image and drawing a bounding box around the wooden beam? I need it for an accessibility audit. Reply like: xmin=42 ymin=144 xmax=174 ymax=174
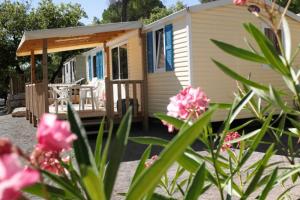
xmin=42 ymin=39 xmax=49 ymax=113
xmin=30 ymin=50 xmax=35 ymax=83
xmin=30 ymin=50 xmax=37 ymax=125
xmin=104 ymin=43 xmax=111 ymax=79
xmin=139 ymin=29 xmax=149 ymax=131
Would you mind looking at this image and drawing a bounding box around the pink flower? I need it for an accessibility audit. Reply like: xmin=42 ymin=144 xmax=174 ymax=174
xmin=233 ymin=0 xmax=247 ymax=6
xmin=0 ymin=154 xmax=40 ymax=200
xmin=164 ymin=86 xmax=210 ymax=132
xmin=221 ymin=132 xmax=241 ymax=151
xmin=0 ymin=139 xmax=13 ymax=156
xmin=30 ymin=147 xmax=67 ymax=175
xmin=37 ymin=114 xmax=77 ymax=152
xmin=145 ymin=155 xmax=158 ymax=168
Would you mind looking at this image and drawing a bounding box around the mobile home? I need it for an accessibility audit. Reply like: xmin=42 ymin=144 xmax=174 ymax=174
xmin=19 ymin=0 xmax=300 ymax=128
xmin=62 ymin=55 xmax=86 ymax=84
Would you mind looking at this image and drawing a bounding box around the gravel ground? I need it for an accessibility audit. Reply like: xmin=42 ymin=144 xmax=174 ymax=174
xmin=1 ymin=114 xmax=300 ymax=199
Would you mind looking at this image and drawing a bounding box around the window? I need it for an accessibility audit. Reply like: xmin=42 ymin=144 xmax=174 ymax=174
xmin=264 ymin=28 xmax=282 ymax=54
xmin=112 ymin=43 xmax=128 ymax=80
xmin=154 ymin=28 xmax=165 ymax=71
xmin=93 ymin=55 xmax=97 ymax=78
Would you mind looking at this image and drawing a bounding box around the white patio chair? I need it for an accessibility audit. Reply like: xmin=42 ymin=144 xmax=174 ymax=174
xmin=51 ymin=86 xmax=71 ymax=113
xmin=79 ymin=80 xmax=105 ymax=110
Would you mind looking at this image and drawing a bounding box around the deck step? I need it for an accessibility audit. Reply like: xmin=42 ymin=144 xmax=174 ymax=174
xmin=81 ymin=117 xmax=106 ymax=135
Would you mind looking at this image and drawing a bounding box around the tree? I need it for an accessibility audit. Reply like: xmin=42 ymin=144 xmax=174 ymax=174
xmin=143 ymin=1 xmax=186 ymax=24
xmin=0 ymin=0 xmax=87 ymax=98
xmin=97 ymin=0 xmax=165 ymax=23
xmin=277 ymin=0 xmax=300 ymax=13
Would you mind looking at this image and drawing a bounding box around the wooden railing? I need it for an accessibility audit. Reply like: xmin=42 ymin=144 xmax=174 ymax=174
xmin=25 ymin=83 xmax=47 ymax=125
xmin=105 ymin=78 xmax=145 ymax=121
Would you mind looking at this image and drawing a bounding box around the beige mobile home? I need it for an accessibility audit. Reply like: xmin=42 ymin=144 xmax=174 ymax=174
xmin=18 ymin=0 xmax=300 ymax=128
xmin=62 ymin=55 xmax=87 ymax=84
xmin=143 ymin=0 xmax=300 ymax=121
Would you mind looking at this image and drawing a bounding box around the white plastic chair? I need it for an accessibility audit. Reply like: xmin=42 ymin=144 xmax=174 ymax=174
xmin=79 ymin=80 xmax=105 ymax=110
xmin=51 ymin=86 xmax=71 ymax=113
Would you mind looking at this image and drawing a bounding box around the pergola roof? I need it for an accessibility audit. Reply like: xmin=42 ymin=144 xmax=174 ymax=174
xmin=17 ymin=21 xmax=142 ymax=57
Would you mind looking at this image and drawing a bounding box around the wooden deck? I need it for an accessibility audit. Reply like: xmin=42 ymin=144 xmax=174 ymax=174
xmin=25 ymin=78 xmax=148 ymax=128
xmin=49 ymin=103 xmax=106 ymax=120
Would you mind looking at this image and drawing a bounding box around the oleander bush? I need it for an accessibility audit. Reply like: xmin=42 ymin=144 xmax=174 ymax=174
xmin=1 ymin=0 xmax=300 ymax=199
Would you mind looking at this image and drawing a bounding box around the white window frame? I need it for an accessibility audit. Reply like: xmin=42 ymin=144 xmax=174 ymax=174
xmin=153 ymin=27 xmax=166 ymax=73
xmin=111 ymin=41 xmax=129 ymax=80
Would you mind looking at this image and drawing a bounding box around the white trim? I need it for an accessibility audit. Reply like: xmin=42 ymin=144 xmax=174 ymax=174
xmin=111 ymin=42 xmax=129 ymax=80
xmin=82 ymin=46 xmax=103 ymax=56
xmin=152 ymin=26 xmax=166 ymax=73
xmin=186 ymin=12 xmax=193 ymax=86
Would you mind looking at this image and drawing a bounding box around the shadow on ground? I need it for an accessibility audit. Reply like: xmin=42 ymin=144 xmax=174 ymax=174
xmin=87 ymin=116 xmax=297 ymax=162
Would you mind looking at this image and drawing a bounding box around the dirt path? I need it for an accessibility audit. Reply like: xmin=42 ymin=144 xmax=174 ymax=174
xmin=0 ymin=114 xmax=37 ymax=153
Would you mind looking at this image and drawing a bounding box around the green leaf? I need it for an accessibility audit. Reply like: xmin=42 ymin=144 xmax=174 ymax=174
xmin=229 ymin=90 xmax=254 ymax=123
xmin=276 ymin=165 xmax=300 ymax=184
xmin=185 ymin=163 xmax=206 ymax=200
xmin=42 ymin=170 xmax=82 ymax=199
xmin=131 ymin=145 xmax=152 ymax=185
xmin=211 ymin=39 xmax=268 ymax=64
xmin=212 ymin=59 xmax=269 ymax=91
xmin=82 ymin=167 xmax=106 ymax=200
xmin=67 ymin=103 xmax=96 ymax=172
xmin=155 ymin=113 xmax=184 ymax=130
xmin=244 ymin=23 xmax=289 ymax=76
xmin=95 ymin=117 xmax=105 ymax=169
xmin=258 ymin=167 xmax=278 ymax=200
xmin=269 ymin=85 xmax=290 ymax=113
xmin=99 ymin=120 xmax=113 ymax=177
xmin=126 ymin=106 xmax=217 ymax=200
xmin=242 ymin=144 xmax=275 ymax=199
xmin=23 ymin=183 xmax=69 ymax=200
xmin=104 ymin=107 xmax=132 ymax=199
xmin=226 ymin=129 xmax=260 ymax=144
xmin=282 ymin=17 xmax=292 ymax=63
xmin=130 ymin=136 xmax=169 ymax=147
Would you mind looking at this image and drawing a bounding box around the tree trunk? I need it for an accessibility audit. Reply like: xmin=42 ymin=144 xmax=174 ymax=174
xmin=121 ymin=0 xmax=129 ymax=22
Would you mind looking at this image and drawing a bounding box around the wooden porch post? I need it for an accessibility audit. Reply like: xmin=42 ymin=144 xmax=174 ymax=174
xmin=42 ymin=39 xmax=49 ymax=114
xmin=30 ymin=50 xmax=36 ymax=124
xmin=139 ymin=29 xmax=149 ymax=131
xmin=104 ymin=42 xmax=112 ymax=121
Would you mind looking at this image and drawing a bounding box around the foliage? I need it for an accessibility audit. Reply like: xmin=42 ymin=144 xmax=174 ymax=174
xmin=143 ymin=1 xmax=186 ymax=24
xmin=0 ymin=0 xmax=86 ymax=98
xmin=95 ymin=0 xmax=165 ymax=24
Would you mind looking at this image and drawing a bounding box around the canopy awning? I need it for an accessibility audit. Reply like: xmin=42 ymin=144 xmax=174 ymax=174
xmin=17 ymin=21 xmax=142 ymax=57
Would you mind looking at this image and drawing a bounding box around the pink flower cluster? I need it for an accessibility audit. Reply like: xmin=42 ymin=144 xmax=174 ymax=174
xmin=30 ymin=147 xmax=69 ymax=175
xmin=221 ymin=132 xmax=241 ymax=151
xmin=145 ymin=155 xmax=158 ymax=168
xmin=0 ymin=113 xmax=77 ymax=200
xmin=0 ymin=139 xmax=39 ymax=200
xmin=165 ymin=86 xmax=209 ymax=132
xmin=37 ymin=114 xmax=77 ymax=152
xmin=233 ymin=0 xmax=247 ymax=6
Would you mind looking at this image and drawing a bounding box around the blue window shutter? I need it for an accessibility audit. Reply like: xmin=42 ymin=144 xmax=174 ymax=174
xmin=96 ymin=51 xmax=104 ymax=79
xmin=146 ymin=31 xmax=154 ymax=73
xmin=88 ymin=55 xmax=92 ymax=80
xmin=165 ymin=24 xmax=174 ymax=71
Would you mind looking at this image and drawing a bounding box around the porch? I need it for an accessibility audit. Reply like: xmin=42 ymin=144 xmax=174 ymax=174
xmin=19 ymin=22 xmax=148 ymax=129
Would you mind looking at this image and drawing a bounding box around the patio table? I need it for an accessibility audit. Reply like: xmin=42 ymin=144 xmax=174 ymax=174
xmin=71 ymin=85 xmax=95 ymax=110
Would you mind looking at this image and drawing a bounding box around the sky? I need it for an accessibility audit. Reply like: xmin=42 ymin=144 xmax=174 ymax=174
xmin=26 ymin=0 xmax=200 ymax=24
